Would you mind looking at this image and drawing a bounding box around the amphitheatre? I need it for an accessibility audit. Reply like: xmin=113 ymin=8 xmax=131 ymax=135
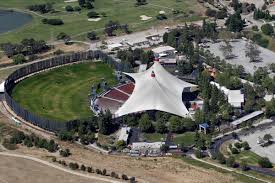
xmin=2 ymin=0 xmax=275 ymax=183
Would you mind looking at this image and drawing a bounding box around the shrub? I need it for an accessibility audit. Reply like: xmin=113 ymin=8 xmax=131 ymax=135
xmin=226 ymin=156 xmax=236 ymax=168
xmin=129 ymin=177 xmax=136 ymax=183
xmin=231 ymin=147 xmax=239 ymax=154
xmin=217 ymin=152 xmax=226 ymax=164
xmin=69 ymin=162 xmax=79 ymax=170
xmin=81 ymin=164 xmax=86 ymax=171
xmin=156 ymin=14 xmax=167 ymax=20
xmin=234 ymin=142 xmax=242 ymax=149
xmin=87 ymin=167 xmax=93 ymax=173
xmin=65 ymin=5 xmax=74 ymax=12
xmin=87 ymin=31 xmax=97 ymax=40
xmin=261 ymin=24 xmax=274 ymax=35
xmin=42 ymin=18 xmax=64 ymax=25
xmin=242 ymin=141 xmax=250 ymax=150
xmin=195 ymin=149 xmax=204 ymax=159
xmin=96 ymin=169 xmax=102 ymax=174
xmin=12 ymin=54 xmax=26 ymax=64
xmin=102 ymin=169 xmax=107 ymax=175
xmin=52 ymin=157 xmax=57 ymax=162
xmin=252 ymin=25 xmax=259 ymax=31
xmin=87 ymin=11 xmax=100 ymax=18
xmin=2 ymin=139 xmax=17 ymax=150
xmin=258 ymin=157 xmax=273 ymax=168
xmin=240 ymin=160 xmax=249 ymax=171
xmin=74 ymin=6 xmax=81 ymax=12
xmin=59 ymin=148 xmax=71 ymax=157
xmin=121 ymin=174 xmax=129 ymax=180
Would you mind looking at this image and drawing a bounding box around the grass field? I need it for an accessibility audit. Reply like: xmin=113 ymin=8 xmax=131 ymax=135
xmin=172 ymin=132 xmax=196 ymax=146
xmin=0 ymin=0 xmax=204 ymax=43
xmin=143 ymin=133 xmax=165 ymax=142
xmin=11 ymin=62 xmax=117 ymax=122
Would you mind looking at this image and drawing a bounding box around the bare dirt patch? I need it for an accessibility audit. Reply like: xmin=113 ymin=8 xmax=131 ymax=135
xmin=0 ymin=155 xmax=108 ymax=183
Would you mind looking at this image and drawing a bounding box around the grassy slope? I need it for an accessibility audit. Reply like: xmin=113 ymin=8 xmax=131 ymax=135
xmin=11 ymin=62 xmax=117 ymax=122
xmin=173 ymin=131 xmax=196 ymax=146
xmin=0 ymin=0 xmax=203 ymax=43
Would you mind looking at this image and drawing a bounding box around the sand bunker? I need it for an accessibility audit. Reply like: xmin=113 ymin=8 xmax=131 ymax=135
xmin=88 ymin=18 xmax=102 ymax=22
xmin=159 ymin=10 xmax=166 ymax=14
xmin=140 ymin=15 xmax=152 ymax=21
xmin=64 ymin=0 xmax=78 ymax=3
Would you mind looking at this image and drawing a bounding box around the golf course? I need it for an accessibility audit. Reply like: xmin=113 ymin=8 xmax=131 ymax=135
xmin=11 ymin=62 xmax=117 ymax=122
xmin=0 ymin=0 xmax=204 ymax=43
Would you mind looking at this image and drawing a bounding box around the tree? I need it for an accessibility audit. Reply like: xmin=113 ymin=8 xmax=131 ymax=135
xmin=240 ymin=160 xmax=249 ymax=171
xmin=195 ymin=149 xmax=203 ymax=158
xmin=98 ymin=110 xmax=113 ymax=135
xmin=225 ymin=12 xmax=244 ymax=32
xmin=226 ymin=156 xmax=236 ymax=167
xmin=217 ymin=152 xmax=226 ymax=164
xmin=65 ymin=5 xmax=74 ymax=12
xmin=12 ymin=54 xmax=26 ymax=64
xmin=242 ymin=141 xmax=250 ymax=150
xmin=258 ymin=157 xmax=273 ymax=168
xmin=87 ymin=31 xmax=97 ymax=40
xmin=139 ymin=113 xmax=154 ymax=133
xmin=78 ymin=0 xmax=86 ymax=7
xmin=87 ymin=11 xmax=99 ymax=18
xmin=116 ymin=140 xmax=126 ymax=150
xmin=169 ymin=116 xmax=184 ymax=133
xmin=245 ymin=42 xmax=261 ymax=62
xmin=263 ymin=134 xmax=273 ymax=142
xmin=135 ymin=0 xmax=147 ymax=6
xmin=104 ymin=20 xmax=120 ymax=36
xmin=261 ymin=24 xmax=274 ymax=35
xmin=155 ymin=119 xmax=168 ymax=134
xmin=160 ymin=144 xmax=169 ymax=153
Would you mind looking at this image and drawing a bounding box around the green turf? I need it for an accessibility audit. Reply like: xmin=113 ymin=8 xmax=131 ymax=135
xmin=0 ymin=0 xmax=203 ymax=43
xmin=11 ymin=62 xmax=117 ymax=122
xmin=143 ymin=133 xmax=165 ymax=142
xmin=172 ymin=132 xmax=196 ymax=146
xmin=233 ymin=150 xmax=262 ymax=166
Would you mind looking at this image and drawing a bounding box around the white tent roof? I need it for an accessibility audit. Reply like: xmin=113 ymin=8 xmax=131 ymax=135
xmin=115 ymin=62 xmax=197 ymax=117
xmin=0 ymin=81 xmax=5 ymax=93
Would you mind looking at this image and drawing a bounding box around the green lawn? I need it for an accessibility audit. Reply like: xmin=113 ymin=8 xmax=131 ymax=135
xmin=11 ymin=62 xmax=117 ymax=122
xmin=234 ymin=150 xmax=262 ymax=166
xmin=0 ymin=0 xmax=203 ymax=43
xmin=143 ymin=133 xmax=165 ymax=142
xmin=172 ymin=132 xmax=196 ymax=146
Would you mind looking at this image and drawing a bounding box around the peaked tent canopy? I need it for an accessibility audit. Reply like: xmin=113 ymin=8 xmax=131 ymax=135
xmin=115 ymin=62 xmax=198 ymax=117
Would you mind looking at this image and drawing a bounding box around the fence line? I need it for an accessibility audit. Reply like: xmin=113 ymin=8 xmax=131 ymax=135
xmin=4 ymin=50 xmax=128 ymax=133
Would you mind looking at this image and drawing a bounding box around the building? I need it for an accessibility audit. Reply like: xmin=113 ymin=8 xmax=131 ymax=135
xmin=210 ymin=81 xmax=244 ymax=108
xmin=118 ymin=127 xmax=131 ymax=144
xmin=115 ymin=61 xmax=198 ymax=117
xmin=0 ymin=81 xmax=5 ymax=93
xmin=125 ymin=39 xmax=150 ymax=49
xmin=152 ymin=46 xmax=177 ymax=65
xmin=228 ymin=90 xmax=245 ymax=108
xmin=107 ymin=43 xmax=124 ymax=51
xmin=152 ymin=46 xmax=176 ymax=59
xmin=131 ymin=142 xmax=165 ymax=156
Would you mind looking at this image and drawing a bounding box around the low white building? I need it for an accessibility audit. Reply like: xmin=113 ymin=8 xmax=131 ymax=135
xmin=107 ymin=43 xmax=124 ymax=51
xmin=118 ymin=127 xmax=131 ymax=144
xmin=0 ymin=81 xmax=5 ymax=93
xmin=131 ymin=142 xmax=165 ymax=156
xmin=210 ymin=81 xmax=244 ymax=108
xmin=152 ymin=46 xmax=176 ymax=59
xmin=228 ymin=90 xmax=245 ymax=108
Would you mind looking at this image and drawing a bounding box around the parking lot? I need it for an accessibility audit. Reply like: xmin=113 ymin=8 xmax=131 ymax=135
xmin=205 ymin=39 xmax=275 ymax=74
xmin=240 ymin=125 xmax=275 ymax=163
